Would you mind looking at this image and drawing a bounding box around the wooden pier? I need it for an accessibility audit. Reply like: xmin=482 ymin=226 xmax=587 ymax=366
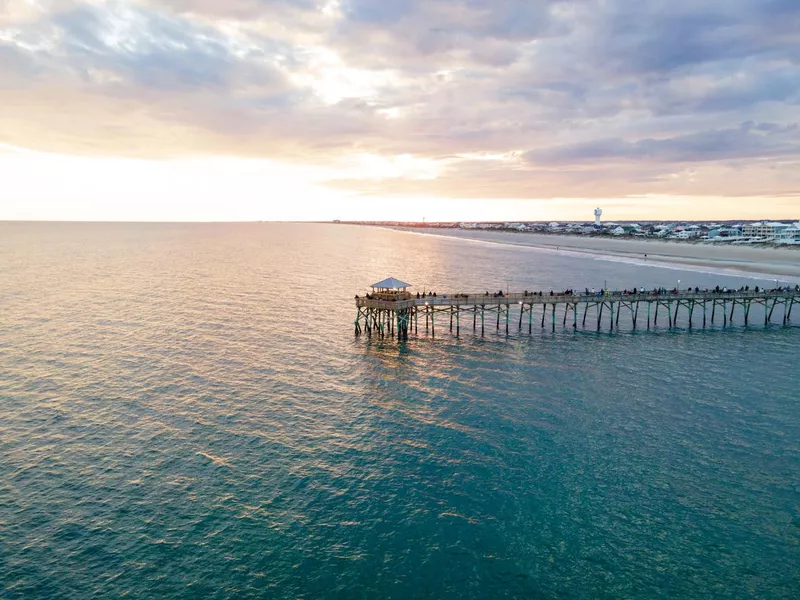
xmin=354 ymin=278 xmax=797 ymax=339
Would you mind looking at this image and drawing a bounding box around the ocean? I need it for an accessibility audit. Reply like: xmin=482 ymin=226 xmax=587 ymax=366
xmin=1 ymin=222 xmax=798 ymax=599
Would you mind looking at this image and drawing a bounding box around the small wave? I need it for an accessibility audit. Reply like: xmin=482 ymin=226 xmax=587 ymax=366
xmin=439 ymin=511 xmax=478 ymax=524
xmin=196 ymin=451 xmax=234 ymax=468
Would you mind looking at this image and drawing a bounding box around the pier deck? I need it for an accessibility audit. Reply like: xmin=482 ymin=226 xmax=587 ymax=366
xmin=354 ymin=289 xmax=797 ymax=338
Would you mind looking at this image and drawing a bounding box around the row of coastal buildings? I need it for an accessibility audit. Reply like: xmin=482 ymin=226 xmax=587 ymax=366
xmin=733 ymin=221 xmax=800 ymax=244
xmin=458 ymin=218 xmax=800 ymax=245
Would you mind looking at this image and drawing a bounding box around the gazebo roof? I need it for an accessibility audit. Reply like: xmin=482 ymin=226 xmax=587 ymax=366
xmin=371 ymin=277 xmax=411 ymax=290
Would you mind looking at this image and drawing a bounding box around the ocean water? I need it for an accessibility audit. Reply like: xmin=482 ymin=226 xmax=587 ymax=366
xmin=1 ymin=222 xmax=798 ymax=599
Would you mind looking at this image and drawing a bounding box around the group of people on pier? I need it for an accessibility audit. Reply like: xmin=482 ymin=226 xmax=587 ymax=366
xmin=357 ymin=292 xmax=421 ymax=301
xmin=358 ymin=284 xmax=798 ymax=302
xmin=521 ymin=290 xmax=575 ymax=297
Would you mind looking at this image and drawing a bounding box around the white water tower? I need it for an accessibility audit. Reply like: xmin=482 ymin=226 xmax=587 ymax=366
xmin=594 ymin=208 xmax=603 ymax=227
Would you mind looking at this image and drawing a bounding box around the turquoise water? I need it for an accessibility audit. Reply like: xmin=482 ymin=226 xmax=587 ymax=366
xmin=1 ymin=222 xmax=798 ymax=599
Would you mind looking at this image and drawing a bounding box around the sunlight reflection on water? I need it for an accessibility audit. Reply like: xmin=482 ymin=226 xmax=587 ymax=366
xmin=1 ymin=223 xmax=798 ymax=599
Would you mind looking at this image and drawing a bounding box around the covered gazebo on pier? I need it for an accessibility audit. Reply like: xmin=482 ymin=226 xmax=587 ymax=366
xmin=369 ymin=277 xmax=412 ymax=301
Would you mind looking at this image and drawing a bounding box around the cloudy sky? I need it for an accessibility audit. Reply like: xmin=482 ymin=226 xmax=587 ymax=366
xmin=1 ymin=0 xmax=799 ymax=221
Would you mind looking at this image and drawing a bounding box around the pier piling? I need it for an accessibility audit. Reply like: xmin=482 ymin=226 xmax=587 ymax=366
xmin=355 ymin=287 xmax=797 ymax=340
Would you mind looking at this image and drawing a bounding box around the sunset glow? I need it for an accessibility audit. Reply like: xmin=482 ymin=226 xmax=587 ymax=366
xmin=2 ymin=0 xmax=799 ymax=221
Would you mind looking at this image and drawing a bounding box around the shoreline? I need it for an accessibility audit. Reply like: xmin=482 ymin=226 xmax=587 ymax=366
xmin=387 ymin=226 xmax=800 ymax=282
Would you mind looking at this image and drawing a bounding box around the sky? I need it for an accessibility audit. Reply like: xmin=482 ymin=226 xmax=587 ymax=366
xmin=1 ymin=0 xmax=799 ymax=222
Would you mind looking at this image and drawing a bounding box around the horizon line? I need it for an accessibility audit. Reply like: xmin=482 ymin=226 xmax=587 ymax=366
xmin=2 ymin=218 xmax=798 ymax=225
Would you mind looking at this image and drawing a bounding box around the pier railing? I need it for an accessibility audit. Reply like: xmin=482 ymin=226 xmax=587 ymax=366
xmin=356 ymin=290 xmax=796 ymax=310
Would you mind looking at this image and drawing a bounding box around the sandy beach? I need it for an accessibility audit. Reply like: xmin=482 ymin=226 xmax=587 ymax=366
xmin=389 ymin=227 xmax=800 ymax=281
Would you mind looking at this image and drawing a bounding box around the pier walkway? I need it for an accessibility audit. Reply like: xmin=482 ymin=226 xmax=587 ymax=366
xmin=354 ymin=287 xmax=797 ymax=339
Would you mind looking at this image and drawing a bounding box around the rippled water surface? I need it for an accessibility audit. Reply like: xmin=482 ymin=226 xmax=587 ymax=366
xmin=1 ymin=222 xmax=799 ymax=599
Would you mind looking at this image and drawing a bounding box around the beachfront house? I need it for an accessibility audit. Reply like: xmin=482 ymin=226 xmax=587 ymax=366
xmin=654 ymin=225 xmax=674 ymax=237
xmin=742 ymin=221 xmax=791 ymax=240
xmin=776 ymin=223 xmax=800 ymax=244
xmin=708 ymin=227 xmax=743 ymax=240
xmin=505 ymin=222 xmax=528 ymax=231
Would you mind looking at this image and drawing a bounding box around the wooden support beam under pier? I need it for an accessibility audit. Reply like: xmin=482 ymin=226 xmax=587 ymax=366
xmin=354 ymin=289 xmax=798 ymax=339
